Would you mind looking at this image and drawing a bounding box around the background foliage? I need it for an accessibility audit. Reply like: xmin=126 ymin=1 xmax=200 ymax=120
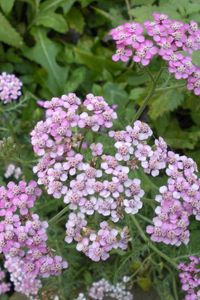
xmin=0 ymin=0 xmax=200 ymax=299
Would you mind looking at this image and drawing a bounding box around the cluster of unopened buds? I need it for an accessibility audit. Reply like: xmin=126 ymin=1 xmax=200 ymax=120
xmin=31 ymin=92 xmax=200 ymax=263
xmin=178 ymin=256 xmax=200 ymax=300
xmin=74 ymin=276 xmax=133 ymax=300
xmin=0 ymin=72 xmax=22 ymax=103
xmin=0 ymin=267 xmax=10 ymax=295
xmin=0 ymin=180 xmax=68 ymax=299
xmin=110 ymin=13 xmax=200 ymax=95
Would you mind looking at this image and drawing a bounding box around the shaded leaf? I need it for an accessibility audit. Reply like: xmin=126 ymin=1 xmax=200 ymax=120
xmin=0 ymin=12 xmax=23 ymax=48
xmin=35 ymin=12 xmax=68 ymax=33
xmin=23 ymin=29 xmax=68 ymax=94
xmin=67 ymin=7 xmax=85 ymax=33
xmin=0 ymin=0 xmax=15 ymax=14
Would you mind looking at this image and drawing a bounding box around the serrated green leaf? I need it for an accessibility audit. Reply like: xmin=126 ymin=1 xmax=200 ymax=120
xmin=0 ymin=0 xmax=15 ymax=14
xmin=149 ymin=90 xmax=184 ymax=119
xmin=22 ymin=29 xmax=68 ymax=94
xmin=67 ymin=7 xmax=85 ymax=33
xmin=0 ymin=12 xmax=23 ymax=48
xmin=35 ymin=12 xmax=68 ymax=33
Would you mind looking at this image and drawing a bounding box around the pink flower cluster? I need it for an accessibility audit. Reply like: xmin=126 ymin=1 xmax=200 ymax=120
xmin=146 ymin=152 xmax=200 ymax=246
xmin=5 ymin=255 xmax=42 ymax=299
xmin=31 ymin=94 xmax=147 ymax=261
xmin=110 ymin=13 xmax=200 ymax=95
xmin=0 ymin=267 xmax=10 ymax=295
xmin=0 ymin=72 xmax=22 ymax=103
xmin=109 ymin=123 xmax=200 ymax=246
xmin=65 ymin=215 xmax=128 ymax=262
xmin=178 ymin=256 xmax=200 ymax=300
xmin=0 ymin=180 xmax=67 ymax=298
xmin=31 ymin=93 xmax=200 ymax=259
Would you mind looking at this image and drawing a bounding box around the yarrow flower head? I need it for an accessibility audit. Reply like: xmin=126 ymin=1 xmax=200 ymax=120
xmin=74 ymin=276 xmax=133 ymax=300
xmin=110 ymin=14 xmax=200 ymax=96
xmin=31 ymin=91 xmax=200 ymax=261
xmin=0 ymin=180 xmax=68 ymax=298
xmin=0 ymin=72 xmax=22 ymax=104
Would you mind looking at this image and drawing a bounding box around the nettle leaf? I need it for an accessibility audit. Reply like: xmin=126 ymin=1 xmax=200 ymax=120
xmin=35 ymin=12 xmax=68 ymax=33
xmin=149 ymin=90 xmax=185 ymax=119
xmin=192 ymin=50 xmax=200 ymax=67
xmin=0 ymin=0 xmax=15 ymax=14
xmin=0 ymin=12 xmax=23 ymax=48
xmin=22 ymin=29 xmax=68 ymax=94
xmin=67 ymin=7 xmax=85 ymax=33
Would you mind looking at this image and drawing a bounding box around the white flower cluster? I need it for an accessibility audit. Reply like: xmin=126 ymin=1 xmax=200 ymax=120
xmin=74 ymin=276 xmax=133 ymax=300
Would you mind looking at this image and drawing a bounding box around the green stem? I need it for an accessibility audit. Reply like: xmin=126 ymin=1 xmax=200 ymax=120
xmin=131 ymin=215 xmax=177 ymax=269
xmin=132 ymin=68 xmax=163 ymax=122
xmin=155 ymin=84 xmax=186 ymax=92
xmin=125 ymin=0 xmax=132 ymax=20
xmin=49 ymin=206 xmax=68 ymax=225
xmin=174 ymin=253 xmax=200 ymax=261
xmin=137 ymin=213 xmax=154 ymax=224
xmin=164 ymin=264 xmax=179 ymax=300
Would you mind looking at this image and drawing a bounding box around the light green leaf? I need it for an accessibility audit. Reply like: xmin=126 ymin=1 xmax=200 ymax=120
xmin=62 ymin=0 xmax=76 ymax=13
xmin=149 ymin=90 xmax=184 ymax=119
xmin=0 ymin=0 xmax=15 ymax=14
xmin=0 ymin=12 xmax=23 ymax=48
xmin=67 ymin=7 xmax=85 ymax=33
xmin=130 ymin=5 xmax=155 ymax=22
xmin=130 ymin=88 xmax=145 ymax=100
xmin=192 ymin=50 xmax=200 ymax=67
xmin=22 ymin=29 xmax=68 ymax=94
xmin=39 ymin=0 xmax=65 ymax=13
xmin=35 ymin=12 xmax=68 ymax=33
